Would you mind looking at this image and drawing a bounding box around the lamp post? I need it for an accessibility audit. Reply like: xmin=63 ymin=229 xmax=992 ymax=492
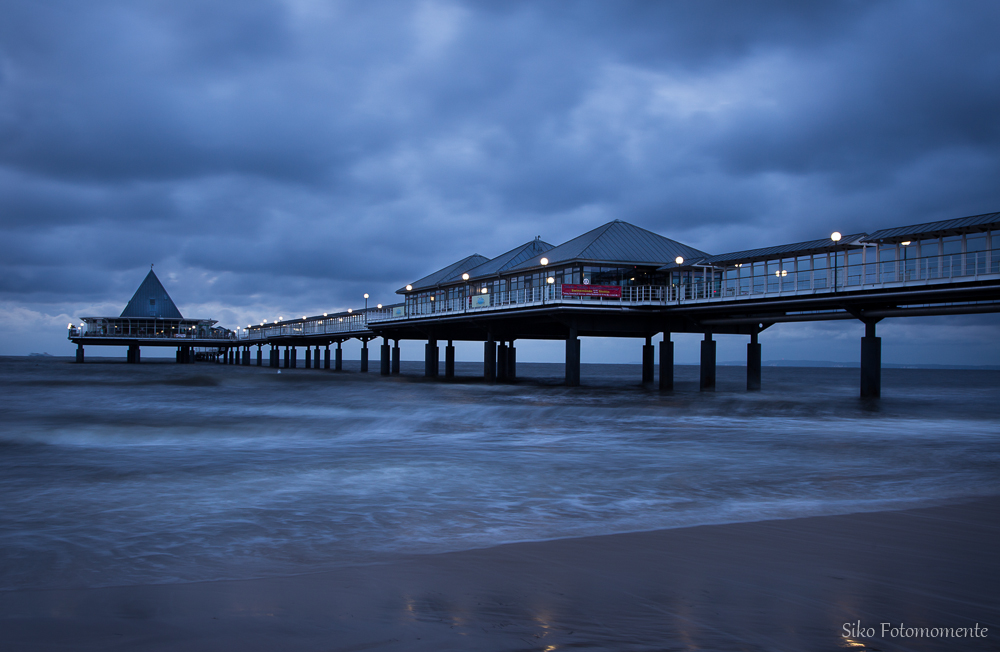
xmin=674 ymin=257 xmax=684 ymax=302
xmin=901 ymin=241 xmax=911 ymax=281
xmin=364 ymin=293 xmax=369 ymax=311
xmin=831 ymin=232 xmax=842 ymax=292
xmin=462 ymin=273 xmax=470 ymax=311
xmin=539 ymin=258 xmax=549 ymax=304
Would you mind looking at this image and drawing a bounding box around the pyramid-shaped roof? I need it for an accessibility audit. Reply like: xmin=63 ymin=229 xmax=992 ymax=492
xmin=509 ymin=220 xmax=708 ymax=271
xmin=120 ymin=269 xmax=184 ymax=319
xmin=399 ymin=253 xmax=491 ymax=293
xmin=464 ymin=238 xmax=555 ymax=281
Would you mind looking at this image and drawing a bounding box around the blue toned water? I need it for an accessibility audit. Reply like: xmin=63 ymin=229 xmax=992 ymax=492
xmin=1 ymin=357 xmax=998 ymax=591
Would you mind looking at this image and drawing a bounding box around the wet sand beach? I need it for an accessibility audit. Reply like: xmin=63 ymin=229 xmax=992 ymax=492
xmin=2 ymin=496 xmax=998 ymax=651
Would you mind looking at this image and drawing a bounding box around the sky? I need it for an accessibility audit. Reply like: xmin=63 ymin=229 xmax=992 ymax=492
xmin=2 ymin=0 xmax=999 ymax=365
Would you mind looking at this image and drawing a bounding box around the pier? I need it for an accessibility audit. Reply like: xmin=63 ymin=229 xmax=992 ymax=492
xmin=72 ymin=212 xmax=1000 ymax=397
xmin=68 ymin=269 xmax=236 ymax=364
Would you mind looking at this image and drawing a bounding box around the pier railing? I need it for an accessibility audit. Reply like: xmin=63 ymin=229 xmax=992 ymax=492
xmin=373 ymin=247 xmax=1000 ymax=321
xmin=241 ymin=308 xmax=394 ymax=341
xmin=70 ymin=322 xmax=236 ymax=340
xmin=236 ymin=247 xmax=998 ymax=339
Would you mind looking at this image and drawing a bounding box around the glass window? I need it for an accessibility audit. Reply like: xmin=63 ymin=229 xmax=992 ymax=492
xmin=942 ymin=236 xmax=962 ymax=255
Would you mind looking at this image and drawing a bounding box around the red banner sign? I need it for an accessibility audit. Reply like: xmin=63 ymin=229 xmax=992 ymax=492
xmin=561 ymin=284 xmax=622 ymax=298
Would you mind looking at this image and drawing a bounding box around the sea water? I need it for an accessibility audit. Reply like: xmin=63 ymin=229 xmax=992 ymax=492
xmin=1 ymin=357 xmax=998 ymax=591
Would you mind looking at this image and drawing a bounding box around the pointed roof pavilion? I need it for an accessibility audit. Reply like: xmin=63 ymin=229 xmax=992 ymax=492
xmin=509 ymin=220 xmax=708 ymax=271
xmin=120 ymin=269 xmax=184 ymax=319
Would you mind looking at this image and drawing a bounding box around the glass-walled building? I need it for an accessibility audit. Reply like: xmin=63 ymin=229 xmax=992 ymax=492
xmin=393 ymin=212 xmax=999 ymax=313
xmin=660 ymin=212 xmax=999 ymax=299
xmin=72 ymin=269 xmax=225 ymax=339
xmin=397 ymin=220 xmax=708 ymax=313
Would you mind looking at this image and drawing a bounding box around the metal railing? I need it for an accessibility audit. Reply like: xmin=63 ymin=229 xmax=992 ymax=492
xmin=70 ymin=326 xmax=236 ymax=340
xmin=705 ymin=247 xmax=998 ymax=302
xmin=378 ymin=248 xmax=1000 ymax=319
xmin=234 ymin=248 xmax=998 ymax=338
xmin=241 ymin=309 xmax=394 ymax=341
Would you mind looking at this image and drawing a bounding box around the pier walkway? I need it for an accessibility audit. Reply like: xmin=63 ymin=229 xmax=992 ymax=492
xmin=74 ymin=212 xmax=1000 ymax=397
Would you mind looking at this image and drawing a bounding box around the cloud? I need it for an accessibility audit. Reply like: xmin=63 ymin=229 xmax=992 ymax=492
xmin=0 ymin=0 xmax=998 ymax=360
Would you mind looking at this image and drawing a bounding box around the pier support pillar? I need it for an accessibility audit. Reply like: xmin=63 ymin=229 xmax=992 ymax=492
xmin=507 ymin=342 xmax=516 ymax=380
xmin=175 ymin=347 xmax=182 ymax=363
xmin=324 ymin=345 xmax=331 ymax=370
xmin=381 ymin=338 xmax=391 ymax=375
xmin=659 ymin=335 xmax=673 ymax=391
xmin=565 ymin=327 xmax=580 ymax=387
xmin=445 ymin=341 xmax=455 ymax=378
xmin=304 ymin=346 xmax=311 ymax=369
xmin=642 ymin=336 xmax=655 ymax=384
xmin=484 ymin=339 xmax=497 ymax=384
xmin=283 ymin=347 xmax=290 ymax=368
xmin=497 ymin=342 xmax=508 ymax=381
xmin=243 ymin=347 xmax=250 ymax=366
xmin=425 ymin=340 xmax=439 ymax=377
xmin=391 ymin=340 xmax=401 ymax=375
xmin=270 ymin=346 xmax=277 ymax=368
xmin=360 ymin=340 xmax=369 ymax=372
xmin=76 ymin=343 xmax=84 ymax=363
xmin=747 ymin=331 xmax=762 ymax=392
xmin=335 ymin=342 xmax=343 ymax=371
xmin=700 ymin=333 xmax=716 ymax=392
xmin=291 ymin=347 xmax=297 ymax=368
xmin=861 ymin=321 xmax=882 ymax=398
xmin=257 ymin=345 xmax=262 ymax=367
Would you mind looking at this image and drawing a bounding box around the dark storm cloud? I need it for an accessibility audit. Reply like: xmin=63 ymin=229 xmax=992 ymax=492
xmin=0 ymin=0 xmax=998 ymax=350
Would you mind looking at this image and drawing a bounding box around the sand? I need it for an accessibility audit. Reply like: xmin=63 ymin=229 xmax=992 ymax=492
xmin=2 ymin=496 xmax=998 ymax=652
